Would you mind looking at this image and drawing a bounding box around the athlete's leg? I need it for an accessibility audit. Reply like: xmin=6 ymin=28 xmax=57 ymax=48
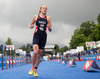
xmin=35 ymin=49 xmax=43 ymax=68
xmin=34 ymin=49 xmax=43 ymax=77
xmin=32 ymin=44 xmax=39 ymax=69
xmin=29 ymin=44 xmax=39 ymax=75
xmin=39 ymin=49 xmax=43 ymax=62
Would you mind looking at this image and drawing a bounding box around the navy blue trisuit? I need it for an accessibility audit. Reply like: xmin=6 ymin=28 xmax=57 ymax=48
xmin=32 ymin=15 xmax=48 ymax=49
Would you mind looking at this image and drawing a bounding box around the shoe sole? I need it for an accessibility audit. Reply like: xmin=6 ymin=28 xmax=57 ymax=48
xmin=34 ymin=76 xmax=38 ymax=77
xmin=29 ymin=74 xmax=33 ymax=75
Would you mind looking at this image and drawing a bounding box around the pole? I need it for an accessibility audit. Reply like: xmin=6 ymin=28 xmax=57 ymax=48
xmin=15 ymin=51 xmax=16 ymax=66
xmin=11 ymin=48 xmax=13 ymax=67
xmin=8 ymin=47 xmax=10 ymax=68
xmin=5 ymin=46 xmax=7 ymax=69
xmin=1 ymin=44 xmax=3 ymax=70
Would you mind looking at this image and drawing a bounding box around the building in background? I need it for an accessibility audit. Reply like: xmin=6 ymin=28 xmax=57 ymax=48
xmin=43 ymin=45 xmax=55 ymax=57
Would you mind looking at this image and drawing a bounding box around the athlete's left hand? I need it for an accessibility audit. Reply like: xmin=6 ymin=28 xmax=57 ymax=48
xmin=48 ymin=28 xmax=52 ymax=32
xmin=47 ymin=24 xmax=52 ymax=32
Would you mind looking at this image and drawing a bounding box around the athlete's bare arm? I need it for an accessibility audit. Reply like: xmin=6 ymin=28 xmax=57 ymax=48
xmin=30 ymin=15 xmax=38 ymax=29
xmin=47 ymin=16 xmax=52 ymax=31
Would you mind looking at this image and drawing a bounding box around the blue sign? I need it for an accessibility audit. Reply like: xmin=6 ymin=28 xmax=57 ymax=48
xmin=83 ymin=54 xmax=97 ymax=61
xmin=0 ymin=57 xmax=6 ymax=68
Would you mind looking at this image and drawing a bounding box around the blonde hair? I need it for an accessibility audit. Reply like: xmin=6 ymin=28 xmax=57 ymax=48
xmin=39 ymin=5 xmax=47 ymax=15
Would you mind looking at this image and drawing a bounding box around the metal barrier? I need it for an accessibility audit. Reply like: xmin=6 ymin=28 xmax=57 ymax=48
xmin=83 ymin=54 xmax=99 ymax=61
xmin=0 ymin=44 xmax=31 ymax=70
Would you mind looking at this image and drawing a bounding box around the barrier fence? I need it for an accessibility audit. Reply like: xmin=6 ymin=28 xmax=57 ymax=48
xmin=0 ymin=44 xmax=31 ymax=70
xmin=83 ymin=54 xmax=100 ymax=61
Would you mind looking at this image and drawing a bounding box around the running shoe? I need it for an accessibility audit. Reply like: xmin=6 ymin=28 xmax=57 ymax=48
xmin=34 ymin=71 xmax=38 ymax=77
xmin=29 ymin=69 xmax=34 ymax=75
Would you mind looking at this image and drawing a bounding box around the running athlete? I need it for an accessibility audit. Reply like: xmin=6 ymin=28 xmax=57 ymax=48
xmin=29 ymin=5 xmax=52 ymax=77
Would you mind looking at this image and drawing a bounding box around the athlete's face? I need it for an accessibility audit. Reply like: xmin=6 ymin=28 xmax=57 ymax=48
xmin=41 ymin=6 xmax=47 ymax=14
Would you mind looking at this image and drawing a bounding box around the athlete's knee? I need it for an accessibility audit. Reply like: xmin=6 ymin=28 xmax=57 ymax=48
xmin=33 ymin=45 xmax=39 ymax=52
xmin=34 ymin=49 xmax=39 ymax=54
xmin=34 ymin=50 xmax=39 ymax=54
xmin=32 ymin=51 xmax=38 ymax=57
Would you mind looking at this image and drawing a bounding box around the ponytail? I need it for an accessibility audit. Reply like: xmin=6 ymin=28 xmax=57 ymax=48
xmin=39 ymin=6 xmax=42 ymax=14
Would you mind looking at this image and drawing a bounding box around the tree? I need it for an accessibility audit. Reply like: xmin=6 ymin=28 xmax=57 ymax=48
xmin=20 ymin=43 xmax=32 ymax=53
xmin=26 ymin=43 xmax=32 ymax=53
xmin=93 ymin=24 xmax=100 ymax=40
xmin=97 ymin=13 xmax=100 ymax=24
xmin=5 ymin=37 xmax=13 ymax=45
xmin=80 ymin=21 xmax=95 ymax=37
xmin=69 ymin=34 xmax=86 ymax=49
xmin=60 ymin=46 xmax=68 ymax=53
xmin=69 ymin=21 xmax=95 ymax=49
xmin=20 ymin=45 xmax=26 ymax=51
xmin=54 ymin=44 xmax=60 ymax=55
xmin=69 ymin=13 xmax=100 ymax=50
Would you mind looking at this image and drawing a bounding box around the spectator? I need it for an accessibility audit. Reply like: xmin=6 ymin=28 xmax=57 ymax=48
xmin=78 ymin=51 xmax=80 ymax=60
xmin=26 ymin=52 xmax=31 ymax=57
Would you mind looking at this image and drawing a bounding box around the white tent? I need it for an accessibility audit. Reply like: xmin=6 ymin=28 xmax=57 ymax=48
xmin=0 ymin=54 xmax=2 ymax=57
xmin=70 ymin=49 xmax=77 ymax=54
xmin=96 ymin=43 xmax=100 ymax=47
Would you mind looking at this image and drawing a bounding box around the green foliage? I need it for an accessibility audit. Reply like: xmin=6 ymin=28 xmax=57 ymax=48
xmin=54 ymin=44 xmax=60 ymax=55
xmin=80 ymin=21 xmax=95 ymax=37
xmin=94 ymin=24 xmax=100 ymax=40
xmin=26 ymin=43 xmax=32 ymax=53
xmin=3 ymin=37 xmax=16 ymax=57
xmin=54 ymin=44 xmax=68 ymax=54
xmin=69 ymin=13 xmax=100 ymax=50
xmin=69 ymin=31 xmax=86 ymax=49
xmin=97 ymin=13 xmax=100 ymax=24
xmin=20 ymin=43 xmax=32 ymax=53
xmin=5 ymin=37 xmax=13 ymax=45
xmin=60 ymin=46 xmax=68 ymax=53
xmin=20 ymin=45 xmax=26 ymax=51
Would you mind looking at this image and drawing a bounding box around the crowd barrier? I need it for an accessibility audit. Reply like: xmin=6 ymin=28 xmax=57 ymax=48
xmin=83 ymin=54 xmax=100 ymax=61
xmin=0 ymin=44 xmax=31 ymax=70
xmin=0 ymin=57 xmax=31 ymax=69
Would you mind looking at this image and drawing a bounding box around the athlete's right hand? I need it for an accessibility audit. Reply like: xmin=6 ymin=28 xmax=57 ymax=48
xmin=30 ymin=25 xmax=34 ymax=29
